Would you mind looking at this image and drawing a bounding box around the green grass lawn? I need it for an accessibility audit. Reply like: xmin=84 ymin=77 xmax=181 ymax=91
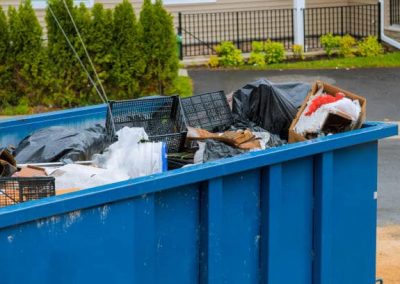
xmin=239 ymin=52 xmax=400 ymax=70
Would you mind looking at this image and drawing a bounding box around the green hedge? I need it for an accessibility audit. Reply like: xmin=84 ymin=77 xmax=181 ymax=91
xmin=0 ymin=0 xmax=180 ymax=112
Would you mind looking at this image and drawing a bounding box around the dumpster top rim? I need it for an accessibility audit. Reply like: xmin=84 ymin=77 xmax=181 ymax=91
xmin=0 ymin=120 xmax=397 ymax=228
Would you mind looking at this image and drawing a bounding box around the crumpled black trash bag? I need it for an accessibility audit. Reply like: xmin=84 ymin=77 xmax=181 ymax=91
xmin=232 ymin=79 xmax=310 ymax=140
xmin=197 ymin=131 xmax=285 ymax=163
xmin=15 ymin=124 xmax=108 ymax=163
xmin=202 ymin=140 xmax=246 ymax=163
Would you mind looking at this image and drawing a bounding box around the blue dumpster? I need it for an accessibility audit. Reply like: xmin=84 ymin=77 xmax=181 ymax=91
xmin=0 ymin=105 xmax=397 ymax=284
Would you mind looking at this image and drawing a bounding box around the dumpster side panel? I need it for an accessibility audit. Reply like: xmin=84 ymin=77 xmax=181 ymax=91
xmin=199 ymin=170 xmax=261 ymax=284
xmin=261 ymin=157 xmax=314 ymax=284
xmin=0 ymin=184 xmax=201 ymax=284
xmin=314 ymin=142 xmax=378 ymax=284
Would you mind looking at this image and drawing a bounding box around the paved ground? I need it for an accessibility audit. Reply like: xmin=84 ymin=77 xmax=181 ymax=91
xmin=189 ymin=68 xmax=400 ymax=226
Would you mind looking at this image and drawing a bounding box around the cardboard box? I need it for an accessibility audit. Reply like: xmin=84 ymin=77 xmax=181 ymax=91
xmin=288 ymin=81 xmax=367 ymax=143
xmin=13 ymin=165 xmax=47 ymax=178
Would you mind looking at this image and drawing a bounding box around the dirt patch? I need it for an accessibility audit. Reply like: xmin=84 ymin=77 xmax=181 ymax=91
xmin=377 ymin=226 xmax=400 ymax=283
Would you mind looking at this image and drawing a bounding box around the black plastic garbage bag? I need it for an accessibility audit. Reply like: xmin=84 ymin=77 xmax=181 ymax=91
xmin=232 ymin=79 xmax=310 ymax=140
xmin=195 ymin=130 xmax=285 ymax=163
xmin=15 ymin=125 xmax=108 ymax=163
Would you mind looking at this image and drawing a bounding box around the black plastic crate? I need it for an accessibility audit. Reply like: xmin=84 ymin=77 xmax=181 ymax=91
xmin=106 ymin=96 xmax=187 ymax=153
xmin=0 ymin=177 xmax=55 ymax=207
xmin=181 ymin=91 xmax=234 ymax=131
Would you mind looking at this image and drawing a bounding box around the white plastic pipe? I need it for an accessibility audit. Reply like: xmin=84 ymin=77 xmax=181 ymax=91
xmin=380 ymin=0 xmax=400 ymax=49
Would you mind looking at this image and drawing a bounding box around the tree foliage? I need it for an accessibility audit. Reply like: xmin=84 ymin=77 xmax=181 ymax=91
xmin=1 ymin=0 xmax=181 ymax=111
xmin=111 ymin=0 xmax=144 ymax=99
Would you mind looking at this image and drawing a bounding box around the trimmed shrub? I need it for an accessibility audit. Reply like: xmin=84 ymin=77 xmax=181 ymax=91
xmin=292 ymin=44 xmax=304 ymax=60
xmin=264 ymin=40 xmax=285 ymax=64
xmin=139 ymin=0 xmax=179 ymax=94
xmin=320 ymin=33 xmax=341 ymax=57
xmin=85 ymin=3 xmax=113 ymax=103
xmin=0 ymin=6 xmax=11 ymax=108
xmin=215 ymin=41 xmax=243 ymax=67
xmin=111 ymin=0 xmax=145 ymax=99
xmin=248 ymin=52 xmax=266 ymax=67
xmin=7 ymin=0 xmax=49 ymax=106
xmin=46 ymin=0 xmax=89 ymax=107
xmin=0 ymin=7 xmax=8 ymax=64
xmin=358 ymin=36 xmax=384 ymax=57
xmin=339 ymin=34 xmax=357 ymax=58
xmin=208 ymin=55 xmax=219 ymax=68
xmin=248 ymin=41 xmax=266 ymax=66
xmin=151 ymin=0 xmax=179 ymax=94
xmin=251 ymin=41 xmax=264 ymax=53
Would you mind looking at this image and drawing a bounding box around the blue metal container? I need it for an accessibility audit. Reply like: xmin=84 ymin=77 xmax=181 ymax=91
xmin=0 ymin=105 xmax=397 ymax=284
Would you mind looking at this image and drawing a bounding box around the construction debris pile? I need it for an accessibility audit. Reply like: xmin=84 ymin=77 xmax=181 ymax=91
xmin=0 ymin=80 xmax=366 ymax=207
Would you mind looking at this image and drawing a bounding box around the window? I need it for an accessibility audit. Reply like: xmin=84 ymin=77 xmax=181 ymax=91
xmin=162 ymin=0 xmax=216 ymax=5
xmin=32 ymin=0 xmax=94 ymax=9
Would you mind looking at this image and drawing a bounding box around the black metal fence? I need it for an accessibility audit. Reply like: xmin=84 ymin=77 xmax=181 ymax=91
xmin=304 ymin=4 xmax=380 ymax=50
xmin=178 ymin=4 xmax=380 ymax=58
xmin=178 ymin=9 xmax=294 ymax=57
xmin=390 ymin=0 xmax=400 ymax=25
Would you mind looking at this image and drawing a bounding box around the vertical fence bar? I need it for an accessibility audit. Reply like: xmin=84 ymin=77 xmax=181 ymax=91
xmin=378 ymin=2 xmax=382 ymax=41
xmin=236 ymin=11 xmax=240 ymax=49
xmin=341 ymin=7 xmax=344 ymax=36
xmin=178 ymin=13 xmax=183 ymax=60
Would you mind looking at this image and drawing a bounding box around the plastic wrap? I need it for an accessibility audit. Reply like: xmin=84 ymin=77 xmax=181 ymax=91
xmin=51 ymin=127 xmax=167 ymax=190
xmin=15 ymin=125 xmax=108 ymax=163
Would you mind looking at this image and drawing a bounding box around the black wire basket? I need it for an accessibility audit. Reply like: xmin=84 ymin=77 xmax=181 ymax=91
xmin=0 ymin=177 xmax=56 ymax=207
xmin=106 ymin=96 xmax=187 ymax=153
xmin=181 ymin=90 xmax=234 ymax=132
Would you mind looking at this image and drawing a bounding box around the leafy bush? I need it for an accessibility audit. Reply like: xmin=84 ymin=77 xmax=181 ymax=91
xmin=248 ymin=41 xmax=266 ymax=66
xmin=264 ymin=40 xmax=285 ymax=64
xmin=358 ymin=36 xmax=384 ymax=57
xmin=339 ymin=34 xmax=357 ymax=58
xmin=248 ymin=52 xmax=266 ymax=66
xmin=320 ymin=33 xmax=341 ymax=57
xmin=214 ymin=41 xmax=244 ymax=67
xmin=208 ymin=55 xmax=219 ymax=68
xmin=251 ymin=41 xmax=264 ymax=53
xmin=292 ymin=44 xmax=304 ymax=60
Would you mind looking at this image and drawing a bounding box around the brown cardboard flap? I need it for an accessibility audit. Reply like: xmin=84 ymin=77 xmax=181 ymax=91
xmin=288 ymin=81 xmax=367 ymax=143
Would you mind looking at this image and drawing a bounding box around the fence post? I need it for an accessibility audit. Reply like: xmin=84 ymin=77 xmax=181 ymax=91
xmin=178 ymin=12 xmax=183 ymax=60
xmin=236 ymin=11 xmax=240 ymax=49
xmin=378 ymin=2 xmax=382 ymax=42
xmin=293 ymin=0 xmax=305 ymax=48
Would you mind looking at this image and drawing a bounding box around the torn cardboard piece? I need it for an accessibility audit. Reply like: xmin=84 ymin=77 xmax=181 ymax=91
xmin=289 ymin=81 xmax=366 ymax=143
xmin=0 ymin=148 xmax=17 ymax=177
xmin=187 ymin=127 xmax=262 ymax=150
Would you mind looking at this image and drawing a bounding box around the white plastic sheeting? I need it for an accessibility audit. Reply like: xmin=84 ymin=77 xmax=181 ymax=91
xmin=50 ymin=127 xmax=166 ymax=190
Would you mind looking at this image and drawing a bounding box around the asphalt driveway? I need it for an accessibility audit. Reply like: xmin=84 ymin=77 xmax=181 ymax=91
xmin=189 ymin=68 xmax=400 ymax=226
xmin=189 ymin=68 xmax=400 ymax=121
